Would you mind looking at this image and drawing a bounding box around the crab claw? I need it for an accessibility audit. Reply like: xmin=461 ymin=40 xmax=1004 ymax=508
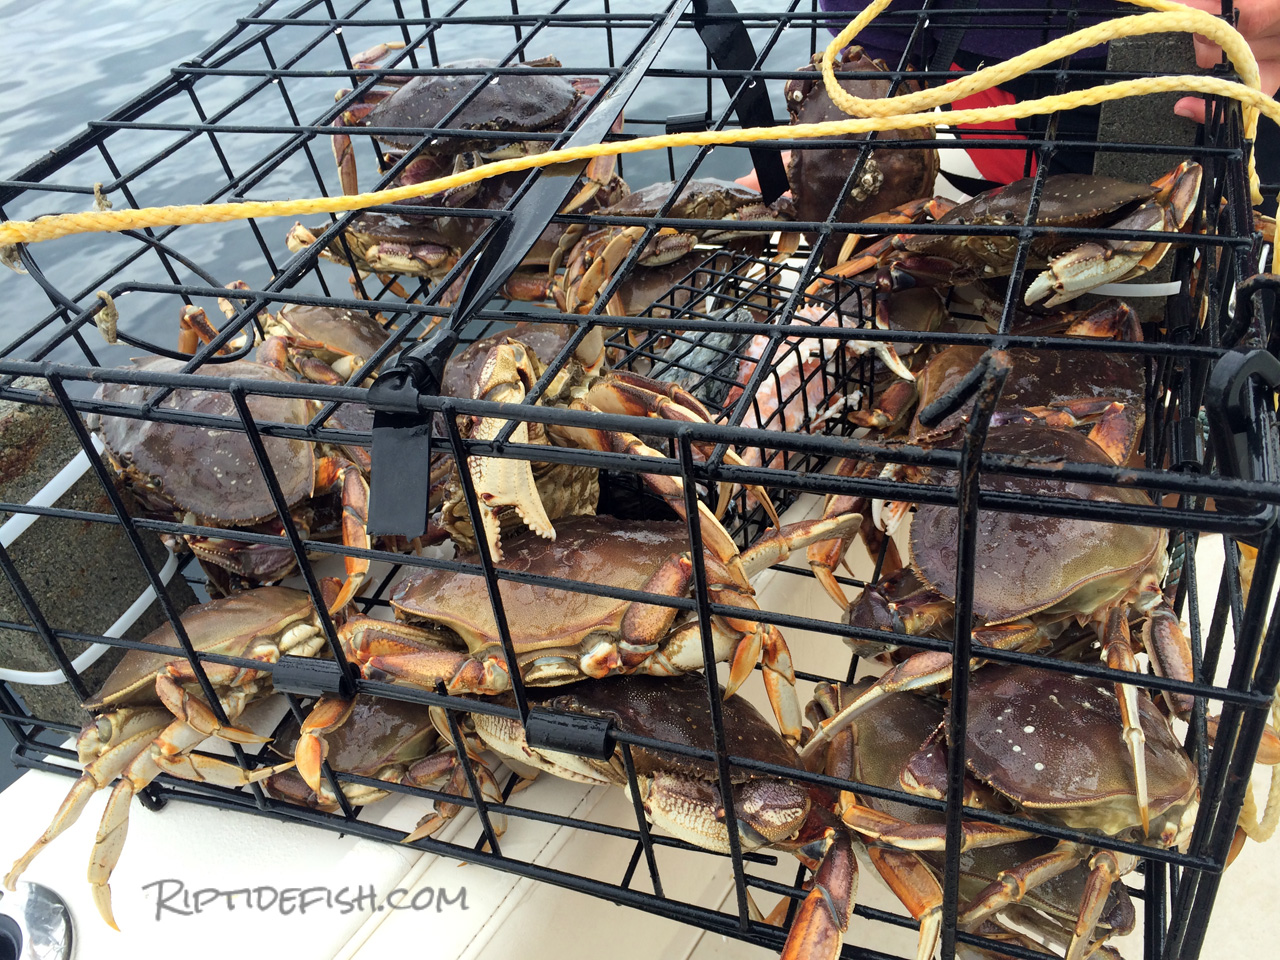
xmin=1024 ymin=161 xmax=1202 ymax=306
xmin=295 ymin=696 xmax=358 ymax=796
xmin=467 ymin=339 xmax=560 ymax=559
xmin=780 ymin=824 xmax=856 ymax=960
xmin=799 ymin=651 xmax=956 ymax=767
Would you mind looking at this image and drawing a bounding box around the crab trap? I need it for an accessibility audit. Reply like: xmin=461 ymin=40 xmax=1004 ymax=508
xmin=1 ymin=1 xmax=1279 ymax=958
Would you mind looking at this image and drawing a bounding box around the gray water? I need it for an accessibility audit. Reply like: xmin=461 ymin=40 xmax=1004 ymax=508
xmin=0 ymin=0 xmax=815 ymax=787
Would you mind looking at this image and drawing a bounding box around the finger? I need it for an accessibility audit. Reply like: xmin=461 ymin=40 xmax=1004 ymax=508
xmin=1262 ymin=62 xmax=1280 ymax=96
xmin=1174 ymin=97 xmax=1208 ymax=123
xmin=1235 ymin=0 xmax=1280 ymax=42
xmin=1193 ymin=35 xmax=1225 ymax=69
xmin=734 ymin=152 xmax=793 ymax=193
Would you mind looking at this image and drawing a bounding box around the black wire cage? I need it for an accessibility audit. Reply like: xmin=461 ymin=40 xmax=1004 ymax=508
xmin=1 ymin=1 xmax=1278 ymax=959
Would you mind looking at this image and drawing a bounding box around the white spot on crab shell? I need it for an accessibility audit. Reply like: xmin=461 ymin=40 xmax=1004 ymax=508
xmin=1012 ymin=745 xmax=1022 ymax=753
xmin=1023 ymin=725 xmax=1035 ymax=733
xmin=629 ymin=528 xmax=682 ymax=546
xmin=1034 ymin=762 xmax=1045 ymax=771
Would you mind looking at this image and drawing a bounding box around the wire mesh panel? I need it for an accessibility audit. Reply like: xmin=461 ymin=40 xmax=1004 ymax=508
xmin=1 ymin=2 xmax=1278 ymax=960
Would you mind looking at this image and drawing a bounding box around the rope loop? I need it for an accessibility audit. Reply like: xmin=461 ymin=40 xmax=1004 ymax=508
xmin=0 ymin=0 xmax=1274 ymax=272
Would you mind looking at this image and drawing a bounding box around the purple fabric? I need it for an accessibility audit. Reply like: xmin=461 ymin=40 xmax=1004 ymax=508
xmin=818 ymin=0 xmax=1118 ymax=66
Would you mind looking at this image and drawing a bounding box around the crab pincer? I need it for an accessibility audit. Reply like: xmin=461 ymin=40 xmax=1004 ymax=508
xmin=459 ymin=325 xmax=783 ymax=569
xmin=817 ymin=163 xmax=1203 ymax=326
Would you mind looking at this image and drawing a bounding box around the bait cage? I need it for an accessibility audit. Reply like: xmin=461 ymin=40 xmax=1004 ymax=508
xmin=0 ymin=1 xmax=1277 ymax=959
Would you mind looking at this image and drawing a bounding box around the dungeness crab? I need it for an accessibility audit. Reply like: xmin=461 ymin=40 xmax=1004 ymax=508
xmin=800 ymin=425 xmax=1197 ymax=835
xmin=829 ymin=162 xmax=1203 ymax=316
xmin=817 ymin=665 xmax=1199 ymax=960
xmin=784 ymin=47 xmax=939 ymax=265
xmin=389 ymin=673 xmax=858 ymax=960
xmin=333 ymin=512 xmax=863 ymax=743
xmin=94 ymin=357 xmax=371 ymax=609
xmin=806 ymin=672 xmax=1149 ymax=960
xmin=4 ymin=587 xmax=330 ymax=926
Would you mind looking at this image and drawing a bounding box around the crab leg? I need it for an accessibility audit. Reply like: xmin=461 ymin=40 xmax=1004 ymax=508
xmin=177 ymin=306 xmax=234 ymax=355
xmin=714 ymin=588 xmax=802 ymax=741
xmin=344 ymin=617 xmax=513 ymax=695
xmin=467 ymin=338 xmax=782 ymax=562
xmin=740 ymin=512 xmax=864 ymax=578
xmin=1142 ymin=598 xmax=1197 ymax=719
xmin=779 ymin=823 xmax=856 ymax=960
xmin=807 ymin=459 xmax=905 ymax=609
xmin=583 ymin=371 xmax=783 ymax=528
xmin=402 ymin=754 xmax=507 ymax=844
xmin=259 ymin=335 xmax=348 ymax=386
xmin=3 ymin=706 xmax=173 ymax=891
xmin=294 ymin=695 xmax=358 ymax=794
xmin=1066 ymin=850 xmax=1139 ymax=960
xmin=561 ymin=420 xmax=753 ymax=586
xmin=866 ymin=847 xmax=944 ymax=960
xmin=465 ymin=341 xmax=564 ymax=560
xmin=314 ymin=455 xmax=372 ymax=612
xmin=1099 ymin=607 xmax=1150 ymax=835
xmin=280 ymin=694 xmax=498 ymax=823
xmin=800 ymin=651 xmax=956 ymax=767
xmin=841 ymin=802 xmax=1038 ymax=852
xmin=957 ymin=841 xmax=1092 ymax=926
xmin=88 ymin=692 xmax=284 ymax=928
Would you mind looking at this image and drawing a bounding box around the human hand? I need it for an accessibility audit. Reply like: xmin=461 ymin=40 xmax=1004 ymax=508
xmin=1170 ymin=0 xmax=1280 ymax=122
xmin=734 ymin=152 xmax=792 ymax=193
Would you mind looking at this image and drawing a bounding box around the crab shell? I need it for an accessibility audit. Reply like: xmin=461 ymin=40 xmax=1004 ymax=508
xmin=390 ymin=517 xmax=741 ymax=686
xmin=908 ymin=343 xmax=1146 ymax=458
xmin=363 ymin=57 xmax=582 ymax=155
xmin=273 ymin=304 xmax=390 ymax=369
xmin=96 ymin=358 xmax=315 ymax=526
xmin=785 ymin=48 xmax=938 ymax=259
xmin=474 ymin=673 xmax=810 ymax=850
xmin=92 ymin=586 xmax=322 ymax=705
xmin=908 ymin=425 xmax=1162 ymax=627
xmin=266 ymin=694 xmax=443 ymax=810
xmin=960 ymin=666 xmax=1199 ymax=845
xmin=441 ymin=322 xmax=587 ymax=400
xmin=811 ymin=678 xmax=1137 ymax=948
xmin=603 ymin=178 xmax=785 ymax=245
xmin=902 ymin=174 xmax=1156 ymax=268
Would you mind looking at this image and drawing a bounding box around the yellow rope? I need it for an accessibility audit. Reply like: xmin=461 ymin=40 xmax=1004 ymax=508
xmin=821 ymin=0 xmax=1265 ymax=197
xmin=1 ymin=0 xmax=1276 ymax=272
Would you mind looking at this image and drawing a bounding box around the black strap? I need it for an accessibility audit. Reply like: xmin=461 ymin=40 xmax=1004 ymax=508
xmin=365 ymin=2 xmax=695 ymax=536
xmin=927 ymin=0 xmax=981 ymax=73
xmin=693 ymin=0 xmax=789 ymax=203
